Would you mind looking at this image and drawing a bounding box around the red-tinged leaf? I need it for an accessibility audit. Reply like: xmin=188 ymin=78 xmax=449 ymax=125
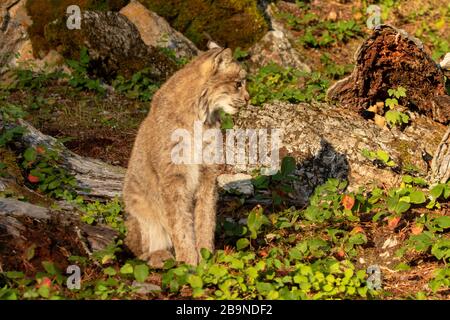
xmin=411 ymin=223 xmax=424 ymax=235
xmin=342 ymin=195 xmax=355 ymax=210
xmin=388 ymin=216 xmax=401 ymax=229
xmin=336 ymin=249 xmax=346 ymax=258
xmin=38 ymin=277 xmax=52 ymax=288
xmin=351 ymin=226 xmax=364 ymax=234
xmin=27 ymin=174 xmax=40 ymax=183
xmin=259 ymin=250 xmax=268 ymax=257
xmin=36 ymin=146 xmax=46 ymax=154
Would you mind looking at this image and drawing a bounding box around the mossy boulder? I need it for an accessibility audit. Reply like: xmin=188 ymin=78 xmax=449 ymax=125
xmin=138 ymin=0 xmax=269 ymax=50
xmin=26 ymin=0 xmax=129 ymax=58
xmin=43 ymin=10 xmax=176 ymax=80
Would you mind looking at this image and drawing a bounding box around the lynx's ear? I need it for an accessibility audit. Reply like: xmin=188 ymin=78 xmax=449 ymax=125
xmin=213 ymin=48 xmax=233 ymax=73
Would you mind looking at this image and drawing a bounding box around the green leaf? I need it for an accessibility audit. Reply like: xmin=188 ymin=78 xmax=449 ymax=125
xmin=220 ymin=111 xmax=234 ymax=129
xmin=289 ymin=247 xmax=305 ymax=260
xmin=38 ymin=285 xmax=50 ymax=298
xmin=48 ymin=180 xmax=61 ymax=190
xmin=394 ymin=263 xmax=411 ymax=271
xmin=394 ymin=87 xmax=407 ymax=99
xmin=376 ymin=150 xmax=390 ymax=163
xmin=200 ymin=248 xmax=212 ymax=261
xmin=42 ymin=261 xmax=59 ymax=275
xmin=252 ymin=175 xmax=270 ymax=189
xmin=256 ymin=282 xmax=274 ymax=293
xmin=236 ymin=238 xmax=250 ymax=250
xmin=431 ymin=239 xmax=450 ymax=260
xmin=372 ymin=211 xmax=386 ymax=222
xmin=430 ymin=184 xmax=445 ymax=200
xmin=23 ymin=147 xmax=37 ymax=162
xmin=402 ymin=175 xmax=413 ymax=183
xmin=103 ymin=267 xmax=117 ymax=276
xmin=247 ymin=207 xmax=266 ymax=239
xmin=120 ymin=263 xmax=134 ymax=274
xmin=409 ymin=190 xmax=426 ymax=204
xmin=281 ymin=156 xmax=296 ymax=175
xmin=5 ymin=271 xmax=24 ymax=279
xmin=348 ymin=233 xmax=367 ymax=246
xmin=385 ymin=98 xmax=398 ymax=109
xmin=134 ymin=264 xmax=149 ymax=283
xmin=395 ymin=201 xmax=410 ymax=214
xmin=187 ymin=275 xmax=203 ymax=289
xmin=434 ymin=216 xmax=450 ymax=229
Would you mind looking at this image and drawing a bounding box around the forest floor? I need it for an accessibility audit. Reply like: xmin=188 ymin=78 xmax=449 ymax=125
xmin=0 ymin=0 xmax=449 ymax=300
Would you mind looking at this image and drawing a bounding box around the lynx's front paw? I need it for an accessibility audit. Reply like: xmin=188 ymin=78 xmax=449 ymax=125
xmin=141 ymin=250 xmax=174 ymax=269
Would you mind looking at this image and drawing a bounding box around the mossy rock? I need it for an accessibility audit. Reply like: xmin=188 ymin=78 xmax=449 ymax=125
xmin=26 ymin=0 xmax=129 ymax=58
xmin=138 ymin=0 xmax=269 ymax=50
xmin=44 ymin=11 xmax=176 ymax=81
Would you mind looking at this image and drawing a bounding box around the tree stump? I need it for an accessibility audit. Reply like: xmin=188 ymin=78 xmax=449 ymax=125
xmin=327 ymin=25 xmax=449 ymax=123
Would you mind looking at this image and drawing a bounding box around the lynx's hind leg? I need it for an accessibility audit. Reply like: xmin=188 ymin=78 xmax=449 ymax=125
xmin=123 ymin=184 xmax=173 ymax=263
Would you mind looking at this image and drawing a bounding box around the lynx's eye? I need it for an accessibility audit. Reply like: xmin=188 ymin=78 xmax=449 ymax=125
xmin=235 ymin=81 xmax=243 ymax=89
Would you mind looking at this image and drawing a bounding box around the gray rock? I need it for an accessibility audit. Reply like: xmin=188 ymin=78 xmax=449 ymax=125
xmin=0 ymin=0 xmax=30 ymax=74
xmin=218 ymin=173 xmax=254 ymax=196
xmin=45 ymin=10 xmax=176 ymax=81
xmin=120 ymin=1 xmax=200 ymax=60
xmin=248 ymin=29 xmax=311 ymax=73
xmin=247 ymin=2 xmax=310 ymax=73
xmin=131 ymin=281 xmax=161 ymax=294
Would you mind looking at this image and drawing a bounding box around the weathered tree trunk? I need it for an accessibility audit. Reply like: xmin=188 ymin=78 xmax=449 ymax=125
xmin=235 ymin=101 xmax=447 ymax=205
xmin=430 ymin=127 xmax=450 ymax=184
xmin=327 ymin=24 xmax=449 ymax=123
xmin=15 ymin=119 xmax=125 ymax=199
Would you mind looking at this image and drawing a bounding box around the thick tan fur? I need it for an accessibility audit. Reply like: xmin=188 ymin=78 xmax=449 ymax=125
xmin=123 ymin=48 xmax=249 ymax=267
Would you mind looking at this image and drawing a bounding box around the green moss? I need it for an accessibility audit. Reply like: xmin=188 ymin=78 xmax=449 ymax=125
xmin=26 ymin=0 xmax=129 ymax=57
xmin=138 ymin=0 xmax=268 ymax=50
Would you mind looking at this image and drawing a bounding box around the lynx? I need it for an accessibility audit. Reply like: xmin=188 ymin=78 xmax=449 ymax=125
xmin=123 ymin=47 xmax=250 ymax=267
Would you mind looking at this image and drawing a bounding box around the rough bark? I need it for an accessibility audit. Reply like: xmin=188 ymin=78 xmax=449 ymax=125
xmin=16 ymin=119 xmax=126 ymax=199
xmin=234 ymin=101 xmax=446 ymax=205
xmin=327 ymin=24 xmax=449 ymax=123
xmin=430 ymin=127 xmax=450 ymax=184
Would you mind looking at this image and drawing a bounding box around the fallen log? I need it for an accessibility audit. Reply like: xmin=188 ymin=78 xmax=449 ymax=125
xmin=18 ymin=119 xmax=125 ymax=199
xmin=235 ymin=101 xmax=447 ymax=205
